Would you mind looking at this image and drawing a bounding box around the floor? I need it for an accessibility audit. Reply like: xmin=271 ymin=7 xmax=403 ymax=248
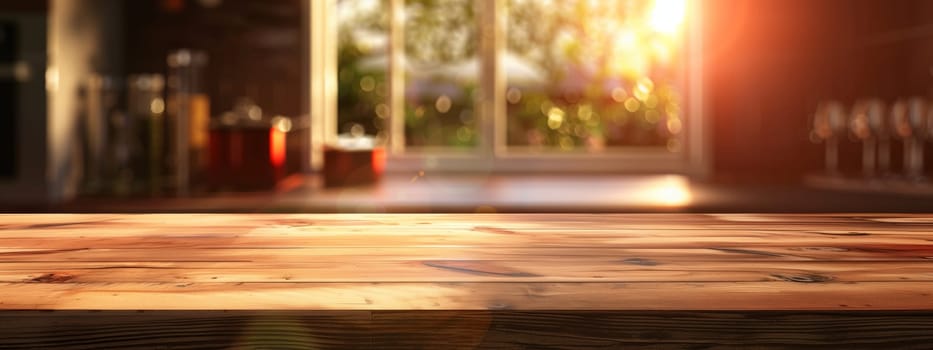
xmin=1 ymin=213 xmax=932 ymax=348
xmin=33 ymin=174 xmax=933 ymax=213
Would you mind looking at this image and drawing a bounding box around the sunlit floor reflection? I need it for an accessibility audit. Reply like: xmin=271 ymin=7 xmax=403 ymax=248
xmin=490 ymin=174 xmax=692 ymax=209
xmin=293 ymin=174 xmax=693 ymax=212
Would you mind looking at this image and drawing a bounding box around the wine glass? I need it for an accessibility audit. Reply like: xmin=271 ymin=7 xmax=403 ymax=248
xmin=811 ymin=100 xmax=846 ymax=175
xmin=906 ymin=98 xmax=927 ymax=180
xmin=891 ymin=97 xmax=927 ymax=181
xmin=849 ymin=98 xmax=886 ymax=178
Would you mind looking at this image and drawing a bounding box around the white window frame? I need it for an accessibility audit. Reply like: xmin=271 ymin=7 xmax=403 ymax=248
xmin=309 ymin=0 xmax=710 ymax=176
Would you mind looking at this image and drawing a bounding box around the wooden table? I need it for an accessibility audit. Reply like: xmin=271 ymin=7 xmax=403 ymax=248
xmin=1 ymin=214 xmax=932 ymax=349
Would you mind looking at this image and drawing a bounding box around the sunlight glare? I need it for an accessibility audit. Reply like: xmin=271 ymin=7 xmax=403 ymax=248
xmin=635 ymin=175 xmax=692 ymax=206
xmin=649 ymin=0 xmax=687 ymax=35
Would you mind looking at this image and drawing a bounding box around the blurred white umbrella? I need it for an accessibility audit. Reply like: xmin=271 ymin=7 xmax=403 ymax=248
xmin=354 ymin=52 xmax=546 ymax=86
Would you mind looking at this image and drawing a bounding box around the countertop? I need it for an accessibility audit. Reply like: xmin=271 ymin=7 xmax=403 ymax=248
xmin=1 ymin=213 xmax=932 ymax=348
xmin=25 ymin=174 xmax=933 ymax=213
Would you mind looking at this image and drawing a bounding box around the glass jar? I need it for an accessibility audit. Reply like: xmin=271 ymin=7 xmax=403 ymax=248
xmin=127 ymin=74 xmax=166 ymax=195
xmin=166 ymin=49 xmax=210 ymax=195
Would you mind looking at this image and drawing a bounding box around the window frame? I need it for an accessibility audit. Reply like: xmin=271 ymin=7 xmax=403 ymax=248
xmin=310 ymin=0 xmax=710 ymax=176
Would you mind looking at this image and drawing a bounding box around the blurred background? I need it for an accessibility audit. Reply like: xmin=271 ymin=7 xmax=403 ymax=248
xmin=2 ymin=0 xmax=933 ymax=213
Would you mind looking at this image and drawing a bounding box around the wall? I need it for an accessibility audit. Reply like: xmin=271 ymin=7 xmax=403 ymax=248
xmin=0 ymin=6 xmax=47 ymax=203
xmin=704 ymin=0 xmax=933 ymax=182
xmin=122 ymin=0 xmax=306 ymax=173
xmin=123 ymin=0 xmax=303 ymax=118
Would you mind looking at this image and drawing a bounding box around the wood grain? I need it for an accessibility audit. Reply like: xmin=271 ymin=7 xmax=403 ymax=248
xmin=2 ymin=260 xmax=933 ymax=283
xmin=2 ymin=281 xmax=932 ymax=310
xmin=0 ymin=213 xmax=931 ymax=310
xmin=0 ymin=311 xmax=372 ymax=350
xmin=2 ymin=311 xmax=933 ymax=349
xmin=1 ymin=214 xmax=933 ymax=348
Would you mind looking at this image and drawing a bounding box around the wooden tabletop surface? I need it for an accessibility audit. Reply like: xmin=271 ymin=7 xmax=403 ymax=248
xmin=1 ymin=213 xmax=932 ymax=311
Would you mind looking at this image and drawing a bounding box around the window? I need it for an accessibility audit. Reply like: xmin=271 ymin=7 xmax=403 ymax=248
xmin=318 ymin=0 xmax=707 ymax=174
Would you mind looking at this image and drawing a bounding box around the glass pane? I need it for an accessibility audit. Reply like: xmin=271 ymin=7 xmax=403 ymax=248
xmin=337 ymin=0 xmax=388 ymax=139
xmin=505 ymin=0 xmax=687 ymax=153
xmin=403 ymin=0 xmax=478 ymax=149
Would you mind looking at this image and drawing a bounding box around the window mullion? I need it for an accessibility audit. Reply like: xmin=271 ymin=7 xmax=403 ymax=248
xmin=308 ymin=0 xmax=337 ymax=171
xmin=687 ymin=1 xmax=710 ymax=178
xmin=479 ymin=0 xmax=504 ymax=162
xmin=388 ymin=0 xmax=406 ymax=155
